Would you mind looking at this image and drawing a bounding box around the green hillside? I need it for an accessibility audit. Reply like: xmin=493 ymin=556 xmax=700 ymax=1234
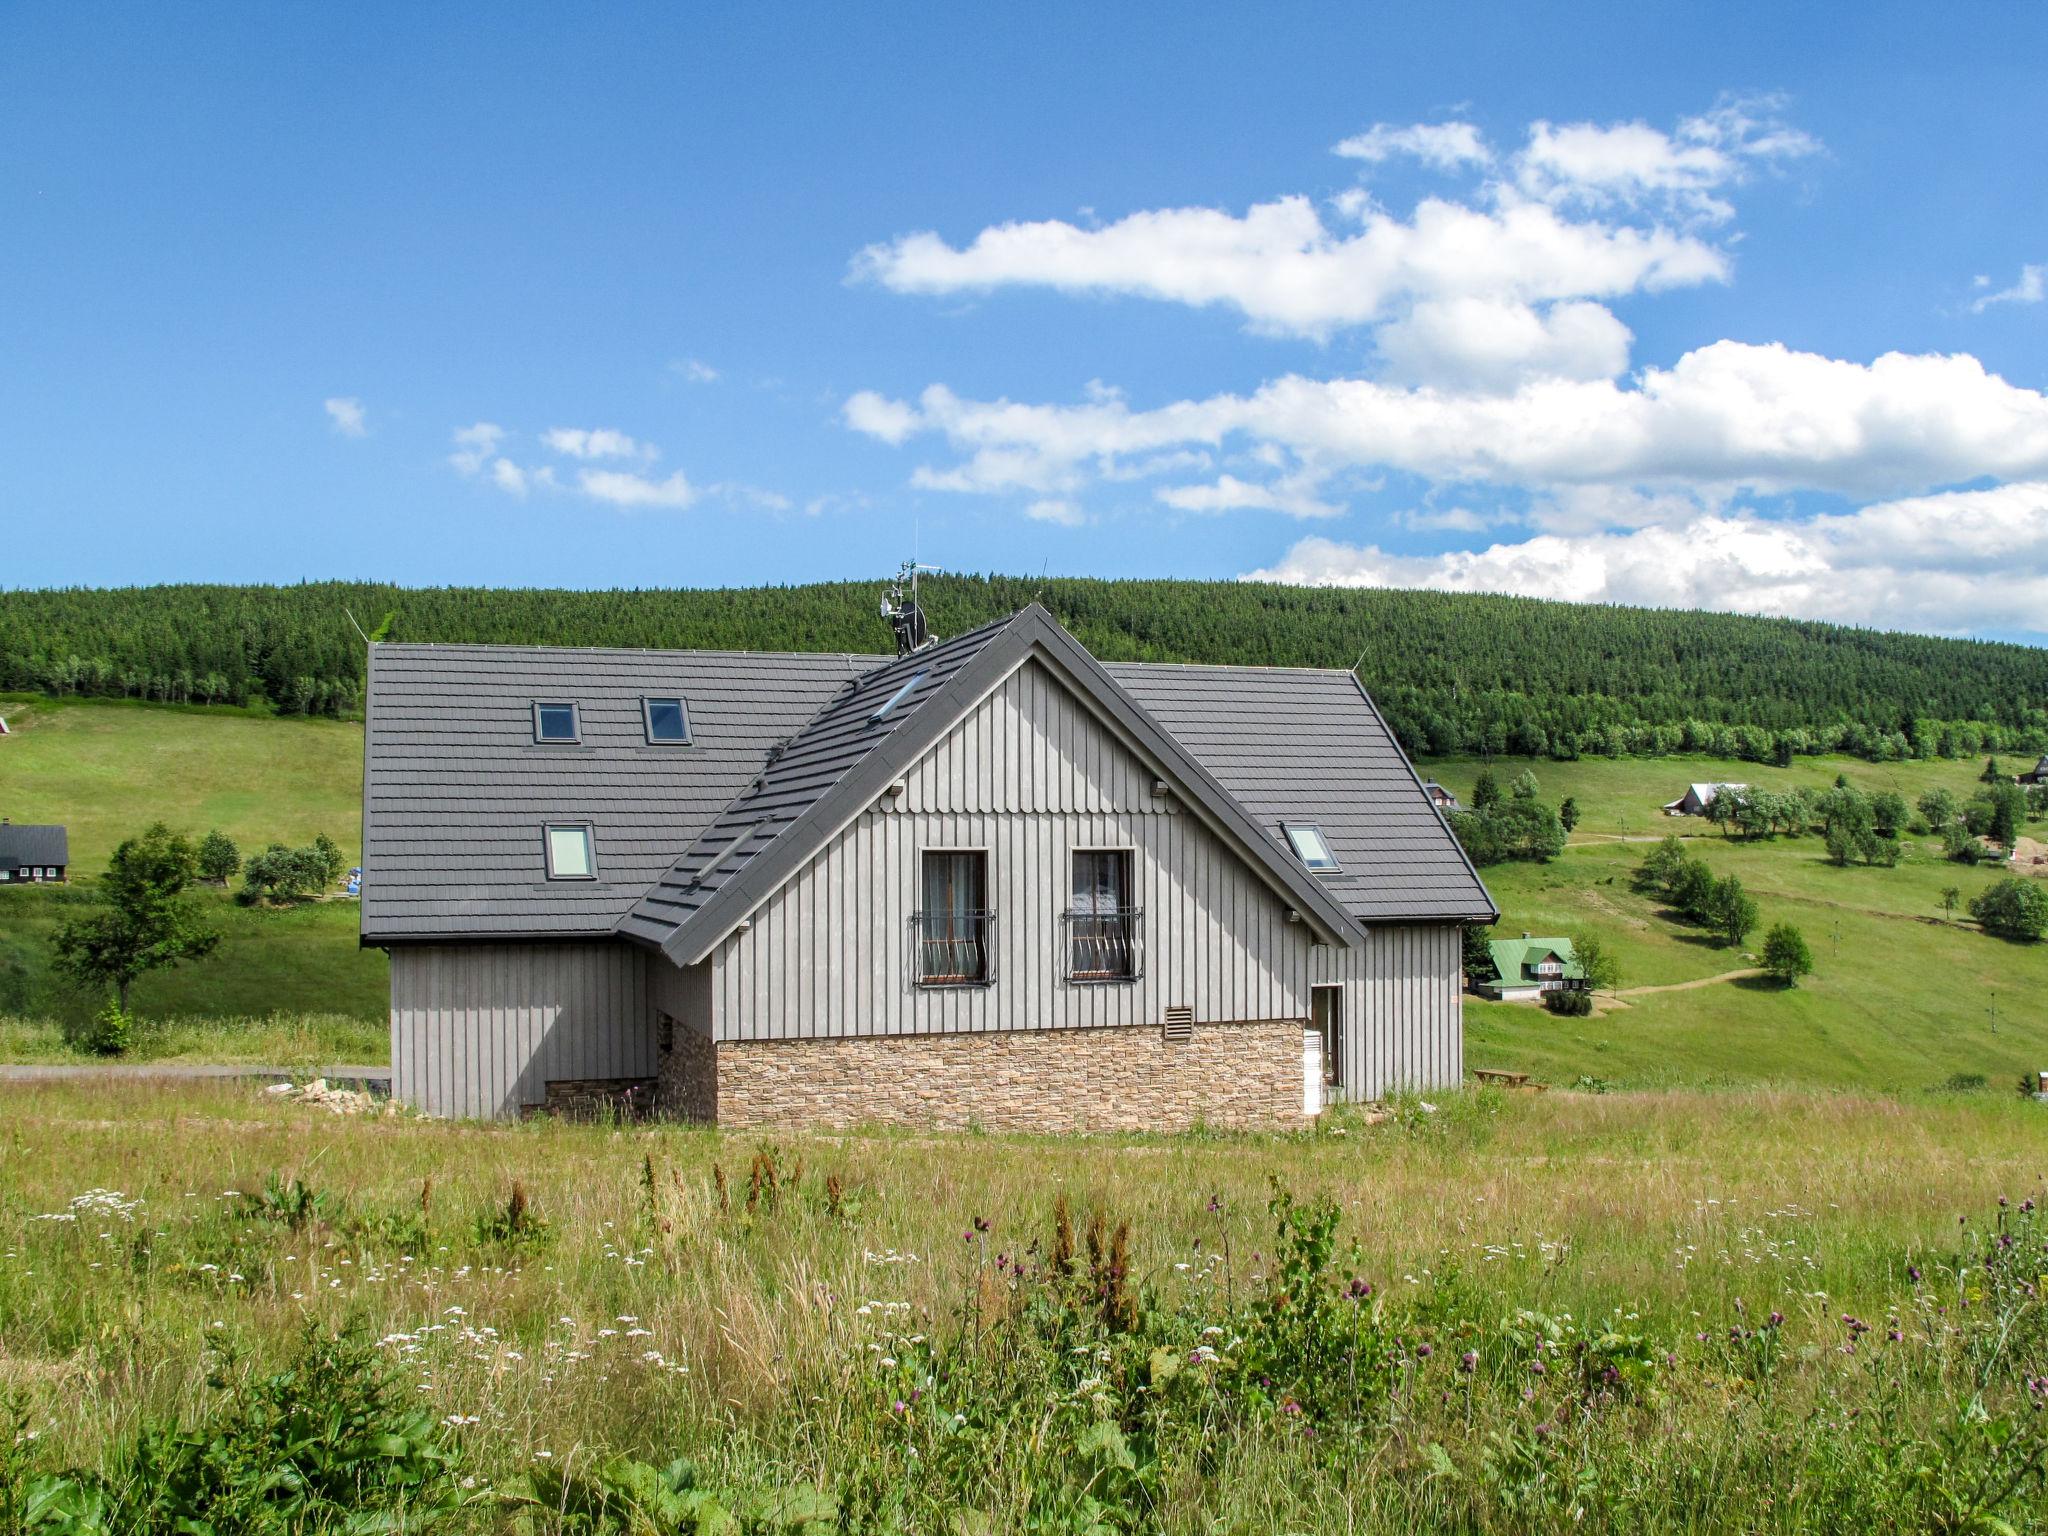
xmin=7 ymin=692 xmax=2048 ymax=1088
xmin=1430 ymin=755 xmax=2048 ymax=1092
xmin=0 ymin=694 xmax=384 ymax=1037
xmin=8 ymin=576 xmax=2048 ymax=761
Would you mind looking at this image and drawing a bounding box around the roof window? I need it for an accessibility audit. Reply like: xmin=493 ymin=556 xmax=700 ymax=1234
xmin=1283 ymin=822 xmax=1340 ymax=872
xmin=869 ymin=669 xmax=928 ymax=725
xmin=544 ymin=822 xmax=597 ymax=880
xmin=533 ymin=702 xmax=581 ymax=743
xmin=642 ymin=696 xmax=691 ymax=745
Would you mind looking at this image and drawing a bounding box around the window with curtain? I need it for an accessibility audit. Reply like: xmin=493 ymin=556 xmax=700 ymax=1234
xmin=1068 ymin=849 xmax=1138 ymax=980
xmin=918 ymin=850 xmax=990 ymax=984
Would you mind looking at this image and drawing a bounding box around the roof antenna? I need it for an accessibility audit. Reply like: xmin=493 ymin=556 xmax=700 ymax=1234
xmin=880 ymin=558 xmax=940 ymax=657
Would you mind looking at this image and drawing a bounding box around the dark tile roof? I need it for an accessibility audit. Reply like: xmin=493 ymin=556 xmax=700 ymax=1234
xmin=361 ymin=643 xmax=875 ymax=942
xmin=362 ymin=610 xmax=1493 ymax=947
xmin=1107 ymin=663 xmax=1495 ymax=922
xmin=616 ymin=612 xmax=1020 ymax=961
xmin=0 ymin=823 xmax=68 ymax=868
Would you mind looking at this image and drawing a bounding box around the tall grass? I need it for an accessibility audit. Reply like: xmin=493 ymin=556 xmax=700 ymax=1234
xmin=0 ymin=1011 xmax=385 ymax=1065
xmin=2 ymin=1082 xmax=2044 ymax=1531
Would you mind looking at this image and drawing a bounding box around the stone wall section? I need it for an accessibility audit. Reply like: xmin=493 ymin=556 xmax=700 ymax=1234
xmin=657 ymin=1023 xmax=718 ymax=1122
xmin=706 ymin=1018 xmax=1305 ymax=1132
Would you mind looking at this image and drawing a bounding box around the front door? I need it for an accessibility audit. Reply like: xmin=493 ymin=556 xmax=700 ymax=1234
xmin=1311 ymin=985 xmax=1345 ymax=1103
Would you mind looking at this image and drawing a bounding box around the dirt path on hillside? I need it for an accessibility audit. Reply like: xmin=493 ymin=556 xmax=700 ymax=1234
xmin=1611 ymin=968 xmax=1764 ymax=997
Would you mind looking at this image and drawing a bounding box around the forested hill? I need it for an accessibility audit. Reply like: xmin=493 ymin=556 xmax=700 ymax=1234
xmin=6 ymin=577 xmax=2048 ymax=763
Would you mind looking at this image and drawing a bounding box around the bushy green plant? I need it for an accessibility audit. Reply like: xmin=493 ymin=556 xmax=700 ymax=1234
xmin=1970 ymin=877 xmax=2048 ymax=940
xmin=1543 ymin=988 xmax=1593 ymax=1017
xmin=1761 ymin=923 xmax=1813 ymax=986
xmin=64 ymin=999 xmax=134 ymax=1057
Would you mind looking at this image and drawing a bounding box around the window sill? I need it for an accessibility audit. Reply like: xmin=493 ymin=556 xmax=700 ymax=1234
xmin=916 ymin=979 xmax=994 ymax=991
xmin=1067 ymin=974 xmax=1141 ymax=986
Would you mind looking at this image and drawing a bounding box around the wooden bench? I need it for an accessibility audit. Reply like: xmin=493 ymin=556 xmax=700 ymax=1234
xmin=1472 ymin=1069 xmax=1547 ymax=1092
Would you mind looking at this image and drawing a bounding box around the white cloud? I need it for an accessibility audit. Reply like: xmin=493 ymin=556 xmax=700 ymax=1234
xmin=490 ymin=458 xmax=529 ymax=497
xmin=448 ymin=422 xmax=505 ymax=476
xmin=575 ymin=467 xmax=698 ymax=509
xmin=1241 ymin=482 xmax=2048 ymax=635
xmin=1024 ymin=498 xmax=1086 ymax=526
xmin=542 ymin=427 xmax=657 ymax=461
xmin=844 ymin=391 xmax=926 ymax=445
xmin=1333 ymin=121 xmax=1491 ymax=171
xmin=1972 ymin=263 xmax=2045 ymax=313
xmin=671 ymin=358 xmax=720 ymax=382
xmin=1155 ymin=471 xmax=1340 ymax=519
xmin=324 ymin=397 xmax=366 ymax=437
xmin=853 ymin=193 xmax=1723 ymax=344
xmin=1517 ymin=97 xmax=1819 ymax=222
xmin=1373 ymin=296 xmax=1633 ymax=389
xmin=847 ymin=343 xmax=2048 ymax=506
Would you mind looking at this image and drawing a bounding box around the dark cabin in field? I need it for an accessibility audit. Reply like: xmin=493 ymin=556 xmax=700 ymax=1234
xmin=2017 ymin=755 xmax=2048 ymax=786
xmin=0 ymin=820 xmax=69 ymax=884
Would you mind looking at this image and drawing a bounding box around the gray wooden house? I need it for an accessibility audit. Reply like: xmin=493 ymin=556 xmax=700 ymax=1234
xmin=0 ymin=821 xmax=69 ymax=884
xmin=361 ymin=605 xmax=1494 ymax=1128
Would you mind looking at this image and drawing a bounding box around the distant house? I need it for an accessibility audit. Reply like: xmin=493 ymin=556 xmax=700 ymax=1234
xmin=1473 ymin=934 xmax=1581 ymax=1001
xmin=1422 ymin=780 xmax=1460 ymax=812
xmin=0 ymin=820 xmax=69 ymax=884
xmin=1663 ymin=782 xmax=1747 ymax=817
xmin=362 ymin=604 xmax=1497 ymax=1126
xmin=2018 ymin=755 xmax=2048 ymax=786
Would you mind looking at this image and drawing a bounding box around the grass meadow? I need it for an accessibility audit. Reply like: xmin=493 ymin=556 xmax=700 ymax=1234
xmin=2 ymin=1080 xmax=2045 ymax=1531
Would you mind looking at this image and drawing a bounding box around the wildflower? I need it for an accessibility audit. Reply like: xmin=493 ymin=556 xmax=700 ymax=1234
xmin=1416 ymin=1343 xmax=1432 ymax=1358
xmin=1529 ymin=1360 xmax=1546 ymax=1375
xmin=1459 ymin=1352 xmax=1478 ymax=1373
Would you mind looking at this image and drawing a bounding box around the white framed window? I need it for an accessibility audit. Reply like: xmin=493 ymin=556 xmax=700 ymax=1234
xmin=916 ymin=848 xmax=992 ymax=985
xmin=544 ymin=823 xmax=597 ymax=880
xmin=642 ymin=697 xmax=691 ymax=744
xmin=1283 ymin=822 xmax=1339 ymax=872
xmin=533 ymin=702 xmax=581 ymax=743
xmin=1067 ymin=848 xmax=1141 ymax=982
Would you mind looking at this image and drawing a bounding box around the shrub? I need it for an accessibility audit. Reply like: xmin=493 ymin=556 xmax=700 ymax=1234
xmin=65 ymin=999 xmax=134 ymax=1056
xmin=1543 ymin=988 xmax=1593 ymax=1017
xmin=1760 ymin=923 xmax=1813 ymax=986
xmin=1969 ymin=877 xmax=2048 ymax=940
xmin=240 ymin=843 xmax=328 ymax=904
xmin=195 ymin=829 xmax=241 ymax=884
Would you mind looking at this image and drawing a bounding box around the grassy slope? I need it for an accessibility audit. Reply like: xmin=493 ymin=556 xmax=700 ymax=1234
xmin=7 ymin=696 xmax=2047 ymax=1086
xmin=0 ymin=695 xmax=385 ymax=1031
xmin=1422 ymin=754 xmax=2048 ymax=1091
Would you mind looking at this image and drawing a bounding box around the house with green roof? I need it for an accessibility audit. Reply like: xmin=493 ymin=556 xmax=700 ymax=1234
xmin=1476 ymin=934 xmax=1581 ymax=1001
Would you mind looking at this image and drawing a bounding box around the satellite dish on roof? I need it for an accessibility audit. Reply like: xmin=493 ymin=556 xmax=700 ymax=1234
xmin=880 ymin=559 xmax=938 ymax=657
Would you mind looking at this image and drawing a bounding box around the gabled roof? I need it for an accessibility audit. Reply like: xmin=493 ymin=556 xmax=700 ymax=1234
xmin=1108 ymin=665 xmax=1495 ymax=923
xmin=361 ymin=642 xmax=874 ymax=942
xmin=1485 ymin=935 xmax=1577 ymax=982
xmin=0 ymin=823 xmax=68 ymax=867
xmin=362 ymin=607 xmax=1496 ymax=948
xmin=618 ymin=605 xmax=1375 ymax=964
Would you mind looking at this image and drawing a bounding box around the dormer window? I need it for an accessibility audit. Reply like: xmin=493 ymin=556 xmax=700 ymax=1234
xmin=533 ymin=703 xmax=581 ymax=743
xmin=869 ymin=669 xmax=928 ymax=725
xmin=642 ymin=697 xmax=691 ymax=745
xmin=1283 ymin=823 xmax=1339 ymax=872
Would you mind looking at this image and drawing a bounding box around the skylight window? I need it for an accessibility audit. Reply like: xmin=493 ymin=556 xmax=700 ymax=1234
xmin=544 ymin=823 xmax=596 ymax=880
xmin=533 ymin=702 xmax=581 ymax=743
xmin=869 ymin=669 xmax=928 ymax=724
xmin=642 ymin=696 xmax=691 ymax=744
xmin=1284 ymin=823 xmax=1340 ymax=872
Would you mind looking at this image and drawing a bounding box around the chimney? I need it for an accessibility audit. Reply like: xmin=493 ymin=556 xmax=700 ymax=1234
xmin=1521 ymin=931 xmax=1531 ymax=939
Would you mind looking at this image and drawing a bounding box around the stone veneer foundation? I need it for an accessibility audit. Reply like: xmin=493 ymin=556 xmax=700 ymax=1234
xmin=657 ymin=1019 xmax=1307 ymax=1132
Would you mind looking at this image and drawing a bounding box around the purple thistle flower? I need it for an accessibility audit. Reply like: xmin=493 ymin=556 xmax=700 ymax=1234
xmin=1416 ymin=1343 xmax=1432 ymax=1358
xmin=1460 ymin=1351 xmax=1478 ymax=1373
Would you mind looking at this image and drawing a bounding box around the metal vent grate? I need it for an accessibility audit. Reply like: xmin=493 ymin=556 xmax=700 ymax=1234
xmin=1162 ymin=1005 xmax=1194 ymax=1043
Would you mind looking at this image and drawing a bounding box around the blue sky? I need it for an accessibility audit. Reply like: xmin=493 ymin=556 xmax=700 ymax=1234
xmin=4 ymin=3 xmax=2045 ymax=636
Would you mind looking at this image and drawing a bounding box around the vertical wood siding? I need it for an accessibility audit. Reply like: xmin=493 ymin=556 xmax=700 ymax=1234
xmin=1313 ymin=923 xmax=1463 ymax=1099
xmin=714 ymin=660 xmax=1321 ymax=1040
xmin=390 ymin=942 xmax=652 ymax=1117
